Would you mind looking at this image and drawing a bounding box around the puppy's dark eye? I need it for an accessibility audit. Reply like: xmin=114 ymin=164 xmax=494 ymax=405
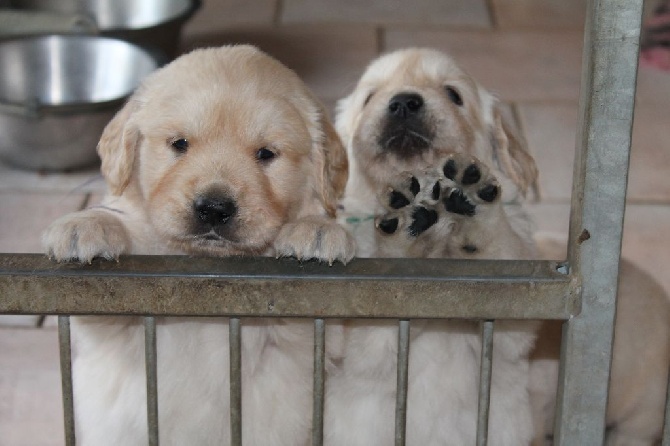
xmin=171 ymin=138 xmax=189 ymax=154
xmin=445 ymin=86 xmax=463 ymax=106
xmin=256 ymin=147 xmax=276 ymax=162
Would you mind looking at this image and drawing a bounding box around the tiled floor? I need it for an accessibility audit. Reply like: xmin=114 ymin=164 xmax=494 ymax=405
xmin=2 ymin=0 xmax=669 ymax=444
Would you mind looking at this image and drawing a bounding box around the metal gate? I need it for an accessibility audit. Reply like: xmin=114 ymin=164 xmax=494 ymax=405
xmin=0 ymin=0 xmax=659 ymax=445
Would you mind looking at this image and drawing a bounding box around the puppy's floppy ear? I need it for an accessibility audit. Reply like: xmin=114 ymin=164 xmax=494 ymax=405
xmin=489 ymin=101 xmax=538 ymax=198
xmin=314 ymin=106 xmax=349 ymax=218
xmin=97 ymin=99 xmax=141 ymax=196
xmin=334 ymin=92 xmax=356 ymax=149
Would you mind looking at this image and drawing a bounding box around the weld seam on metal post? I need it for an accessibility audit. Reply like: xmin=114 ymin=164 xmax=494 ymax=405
xmin=144 ymin=317 xmax=159 ymax=446
xmin=58 ymin=316 xmax=76 ymax=446
xmin=395 ymin=320 xmax=410 ymax=446
xmin=476 ymin=321 xmax=494 ymax=446
xmin=229 ymin=318 xmax=242 ymax=446
xmin=312 ymin=319 xmax=326 ymax=446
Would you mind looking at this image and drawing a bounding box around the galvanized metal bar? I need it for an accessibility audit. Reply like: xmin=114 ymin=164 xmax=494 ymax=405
xmin=395 ymin=320 xmax=410 ymax=446
xmin=144 ymin=317 xmax=159 ymax=446
xmin=476 ymin=321 xmax=494 ymax=446
xmin=229 ymin=318 xmax=242 ymax=446
xmin=661 ymin=358 xmax=670 ymax=446
xmin=58 ymin=315 xmax=76 ymax=446
xmin=0 ymin=255 xmax=576 ymax=320
xmin=663 ymin=363 xmax=670 ymax=446
xmin=556 ymin=0 xmax=644 ymax=444
xmin=312 ymin=319 xmax=326 ymax=446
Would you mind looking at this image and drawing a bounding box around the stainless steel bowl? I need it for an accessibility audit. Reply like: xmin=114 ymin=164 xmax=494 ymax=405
xmin=8 ymin=0 xmax=200 ymax=57
xmin=0 ymin=35 xmax=160 ymax=170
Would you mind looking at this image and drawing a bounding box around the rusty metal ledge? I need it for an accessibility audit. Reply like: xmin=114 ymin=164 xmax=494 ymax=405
xmin=0 ymin=254 xmax=577 ymax=319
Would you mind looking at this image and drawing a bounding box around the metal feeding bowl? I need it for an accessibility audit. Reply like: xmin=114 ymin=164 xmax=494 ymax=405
xmin=0 ymin=35 xmax=160 ymax=170
xmin=8 ymin=0 xmax=200 ymax=57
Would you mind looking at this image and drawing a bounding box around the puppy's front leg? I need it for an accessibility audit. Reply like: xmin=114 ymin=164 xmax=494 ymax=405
xmin=42 ymin=208 xmax=131 ymax=263
xmin=274 ymin=215 xmax=356 ymax=265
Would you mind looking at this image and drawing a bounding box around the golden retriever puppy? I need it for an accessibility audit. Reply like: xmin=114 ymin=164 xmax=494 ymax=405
xmin=327 ymin=48 xmax=539 ymax=445
xmin=42 ymin=45 xmax=354 ymax=445
xmin=530 ymin=234 xmax=670 ymax=446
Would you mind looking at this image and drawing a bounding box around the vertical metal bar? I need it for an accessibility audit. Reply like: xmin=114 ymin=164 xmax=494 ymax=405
xmin=144 ymin=317 xmax=159 ymax=446
xmin=312 ymin=319 xmax=326 ymax=446
xmin=58 ymin=316 xmax=76 ymax=446
xmin=556 ymin=0 xmax=644 ymax=444
xmin=229 ymin=317 xmax=242 ymax=446
xmin=476 ymin=321 xmax=494 ymax=446
xmin=662 ymin=363 xmax=670 ymax=446
xmin=395 ymin=320 xmax=410 ymax=446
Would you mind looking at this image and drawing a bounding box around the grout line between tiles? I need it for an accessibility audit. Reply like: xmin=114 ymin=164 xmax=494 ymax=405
xmin=273 ymin=0 xmax=284 ymax=26
xmin=485 ymin=0 xmax=499 ymax=29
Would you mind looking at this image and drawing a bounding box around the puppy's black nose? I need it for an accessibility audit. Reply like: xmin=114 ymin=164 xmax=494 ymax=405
xmin=194 ymin=196 xmax=237 ymax=227
xmin=388 ymin=93 xmax=424 ymax=118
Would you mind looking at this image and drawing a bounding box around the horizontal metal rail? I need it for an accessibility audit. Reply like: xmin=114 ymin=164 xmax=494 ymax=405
xmin=0 ymin=254 xmax=576 ymax=319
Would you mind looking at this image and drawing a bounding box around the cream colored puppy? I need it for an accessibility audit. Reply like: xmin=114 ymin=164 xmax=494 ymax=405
xmin=42 ymin=45 xmax=353 ymax=445
xmin=327 ymin=48 xmax=539 ymax=445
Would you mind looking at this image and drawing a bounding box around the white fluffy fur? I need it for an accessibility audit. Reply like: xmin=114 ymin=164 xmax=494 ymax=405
xmin=42 ymin=45 xmax=352 ymax=445
xmin=327 ymin=48 xmax=539 ymax=445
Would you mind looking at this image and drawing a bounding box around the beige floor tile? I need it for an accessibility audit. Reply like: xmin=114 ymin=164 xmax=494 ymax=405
xmin=636 ymin=65 xmax=670 ymax=107
xmin=0 ymin=191 xmax=86 ymax=254
xmin=518 ymin=103 xmax=576 ymax=202
xmin=622 ymin=204 xmax=670 ymax=294
xmin=280 ymin=0 xmax=491 ymax=27
xmin=491 ymin=0 xmax=585 ymax=29
xmin=0 ymin=316 xmax=41 ymax=327
xmin=181 ymin=25 xmax=378 ymax=102
xmin=0 ymin=327 xmax=63 ymax=446
xmin=384 ymin=30 xmax=583 ymax=102
xmin=182 ymin=0 xmax=278 ymax=36
xmin=519 ymin=101 xmax=670 ymax=203
xmin=0 ymin=162 xmax=106 ymax=194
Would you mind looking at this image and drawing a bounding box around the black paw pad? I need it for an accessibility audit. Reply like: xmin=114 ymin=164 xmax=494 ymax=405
xmin=443 ymin=159 xmax=457 ymax=180
xmin=431 ymin=182 xmax=441 ymax=200
xmin=389 ymin=191 xmax=411 ymax=209
xmin=444 ymin=189 xmax=476 ymax=216
xmin=461 ymin=164 xmax=481 ymax=185
xmin=378 ymin=218 xmax=399 ymax=234
xmin=477 ymin=184 xmax=499 ymax=202
xmin=409 ymin=176 xmax=420 ymax=196
xmin=408 ymin=207 xmax=438 ymax=236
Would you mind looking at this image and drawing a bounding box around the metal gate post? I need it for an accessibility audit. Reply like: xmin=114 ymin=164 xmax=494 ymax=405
xmin=554 ymin=0 xmax=643 ymax=444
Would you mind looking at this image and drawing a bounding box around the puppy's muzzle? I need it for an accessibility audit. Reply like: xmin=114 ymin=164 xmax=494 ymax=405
xmin=193 ymin=194 xmax=237 ymax=234
xmin=379 ymin=92 xmax=433 ymax=157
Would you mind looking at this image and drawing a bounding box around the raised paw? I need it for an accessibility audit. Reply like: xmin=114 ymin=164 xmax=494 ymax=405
xmin=380 ymin=170 xmax=443 ymax=212
xmin=440 ymin=153 xmax=501 ymax=217
xmin=274 ymin=216 xmax=356 ymax=265
xmin=373 ymin=154 xmax=508 ymax=258
xmin=42 ymin=209 xmax=130 ymax=263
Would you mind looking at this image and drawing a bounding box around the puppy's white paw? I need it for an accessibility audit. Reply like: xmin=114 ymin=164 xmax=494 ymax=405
xmin=274 ymin=216 xmax=356 ymax=265
xmin=42 ymin=210 xmax=130 ymax=263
